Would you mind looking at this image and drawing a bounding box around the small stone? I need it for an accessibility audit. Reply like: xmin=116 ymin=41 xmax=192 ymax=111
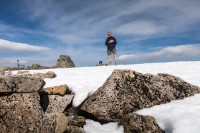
xmin=119 ymin=113 xmax=165 ymax=133
xmin=43 ymin=84 xmax=71 ymax=95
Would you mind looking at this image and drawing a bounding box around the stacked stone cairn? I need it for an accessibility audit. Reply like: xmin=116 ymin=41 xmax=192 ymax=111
xmin=54 ymin=55 xmax=75 ymax=68
xmin=0 ymin=70 xmax=84 ymax=133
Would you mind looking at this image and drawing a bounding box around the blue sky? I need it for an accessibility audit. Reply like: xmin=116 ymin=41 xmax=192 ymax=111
xmin=0 ymin=0 xmax=200 ymax=67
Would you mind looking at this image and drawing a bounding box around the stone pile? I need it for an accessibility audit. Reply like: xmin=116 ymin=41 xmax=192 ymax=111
xmin=54 ymin=55 xmax=75 ymax=68
xmin=0 ymin=75 xmax=76 ymax=133
xmin=0 ymin=76 xmax=51 ymax=132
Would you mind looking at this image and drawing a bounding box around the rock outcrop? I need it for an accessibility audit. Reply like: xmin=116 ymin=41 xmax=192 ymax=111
xmin=80 ymin=69 xmax=200 ymax=122
xmin=119 ymin=113 xmax=165 ymax=133
xmin=0 ymin=75 xmax=75 ymax=133
xmin=55 ymin=55 xmax=75 ymax=68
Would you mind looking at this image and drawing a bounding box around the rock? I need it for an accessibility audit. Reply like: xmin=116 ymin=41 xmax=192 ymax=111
xmin=17 ymin=70 xmax=30 ymax=75
xmin=65 ymin=126 xmax=84 ymax=133
xmin=55 ymin=55 xmax=75 ymax=68
xmin=14 ymin=71 xmax=56 ymax=79
xmin=43 ymin=84 xmax=71 ymax=95
xmin=0 ymin=76 xmax=45 ymax=93
xmin=4 ymin=70 xmax=12 ymax=76
xmin=119 ymin=113 xmax=165 ymax=133
xmin=32 ymin=71 xmax=56 ymax=79
xmin=54 ymin=113 xmax=68 ymax=133
xmin=40 ymin=94 xmax=74 ymax=113
xmin=80 ymin=69 xmax=200 ymax=122
xmin=64 ymin=116 xmax=86 ymax=133
xmin=63 ymin=108 xmax=86 ymax=133
xmin=46 ymin=71 xmax=56 ymax=78
xmin=68 ymin=116 xmax=86 ymax=127
xmin=0 ymin=68 xmax=5 ymax=76
xmin=0 ymin=93 xmax=54 ymax=133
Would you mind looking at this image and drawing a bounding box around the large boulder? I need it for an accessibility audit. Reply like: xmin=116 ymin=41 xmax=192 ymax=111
xmin=119 ymin=113 xmax=165 ymax=133
xmin=55 ymin=55 xmax=75 ymax=68
xmin=0 ymin=93 xmax=55 ymax=133
xmin=0 ymin=76 xmax=45 ymax=93
xmin=80 ymin=69 xmax=200 ymax=122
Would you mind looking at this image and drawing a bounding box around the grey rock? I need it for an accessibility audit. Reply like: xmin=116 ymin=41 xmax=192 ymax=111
xmin=80 ymin=69 xmax=200 ymax=122
xmin=55 ymin=55 xmax=75 ymax=68
xmin=119 ymin=112 xmax=165 ymax=133
xmin=15 ymin=71 xmax=56 ymax=79
xmin=40 ymin=94 xmax=74 ymax=113
xmin=17 ymin=70 xmax=30 ymax=75
xmin=68 ymin=116 xmax=86 ymax=127
xmin=65 ymin=125 xmax=84 ymax=133
xmin=0 ymin=76 xmax=45 ymax=93
xmin=31 ymin=71 xmax=56 ymax=79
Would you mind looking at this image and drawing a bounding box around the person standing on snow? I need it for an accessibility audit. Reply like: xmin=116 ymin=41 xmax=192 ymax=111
xmin=105 ymin=31 xmax=117 ymax=65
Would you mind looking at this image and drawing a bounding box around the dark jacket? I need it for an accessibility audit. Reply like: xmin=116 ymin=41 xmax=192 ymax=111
xmin=105 ymin=36 xmax=117 ymax=50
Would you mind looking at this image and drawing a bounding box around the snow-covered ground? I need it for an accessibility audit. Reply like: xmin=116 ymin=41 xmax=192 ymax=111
xmin=14 ymin=61 xmax=200 ymax=133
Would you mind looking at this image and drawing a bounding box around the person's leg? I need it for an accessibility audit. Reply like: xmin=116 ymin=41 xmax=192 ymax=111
xmin=108 ymin=55 xmax=112 ymax=65
xmin=112 ymin=48 xmax=117 ymax=65
xmin=114 ymin=53 xmax=117 ymax=65
xmin=107 ymin=49 xmax=112 ymax=65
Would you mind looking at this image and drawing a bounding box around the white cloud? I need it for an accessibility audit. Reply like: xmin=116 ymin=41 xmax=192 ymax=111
xmin=1 ymin=0 xmax=200 ymax=67
xmin=5 ymin=0 xmax=200 ymax=45
xmin=118 ymin=44 xmax=200 ymax=64
xmin=115 ymin=21 xmax=166 ymax=36
xmin=0 ymin=39 xmax=51 ymax=52
xmin=111 ymin=0 xmax=200 ymax=37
